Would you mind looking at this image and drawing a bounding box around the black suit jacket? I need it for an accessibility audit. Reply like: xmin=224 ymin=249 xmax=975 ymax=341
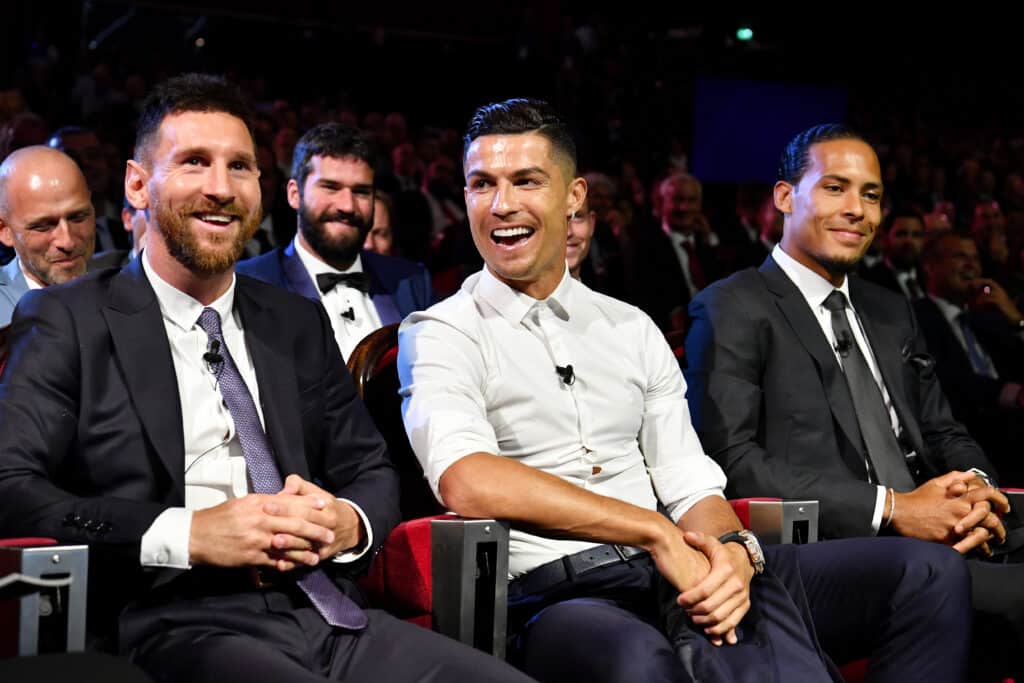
xmin=626 ymin=221 xmax=719 ymax=330
xmin=236 ymin=243 xmax=435 ymax=326
xmin=859 ymin=261 xmax=925 ymax=300
xmin=913 ymin=297 xmax=1024 ymax=466
xmin=684 ymin=255 xmax=993 ymax=540
xmin=0 ymin=258 xmax=399 ymax=643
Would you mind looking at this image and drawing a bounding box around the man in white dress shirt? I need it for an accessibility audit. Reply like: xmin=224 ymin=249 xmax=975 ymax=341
xmin=0 ymin=74 xmax=532 ymax=683
xmin=397 ymin=98 xmax=972 ymax=682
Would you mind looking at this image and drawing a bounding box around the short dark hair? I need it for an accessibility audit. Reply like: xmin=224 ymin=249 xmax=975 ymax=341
xmin=921 ymin=230 xmax=973 ymax=267
xmin=777 ymin=123 xmax=868 ymax=185
xmin=134 ymin=73 xmax=255 ymax=165
xmin=880 ymin=208 xmax=925 ymax=235
xmin=291 ymin=122 xmax=377 ymax=191
xmin=463 ymin=98 xmax=577 ymax=174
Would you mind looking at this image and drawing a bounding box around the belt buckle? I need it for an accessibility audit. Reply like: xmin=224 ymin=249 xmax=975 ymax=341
xmin=613 ymin=545 xmax=630 ymax=562
xmin=250 ymin=567 xmax=276 ymax=588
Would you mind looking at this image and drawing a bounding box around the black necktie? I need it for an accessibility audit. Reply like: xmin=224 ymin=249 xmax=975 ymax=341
xmin=905 ymin=275 xmax=924 ymax=300
xmin=823 ymin=291 xmax=916 ymax=491
xmin=316 ymin=272 xmax=369 ymax=294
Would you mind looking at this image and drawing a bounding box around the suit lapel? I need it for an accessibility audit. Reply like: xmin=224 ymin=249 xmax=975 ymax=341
xmin=3 ymin=258 xmax=30 ymax=299
xmin=282 ymin=241 xmax=320 ymax=301
xmin=101 ymin=259 xmax=185 ymax=497
xmin=362 ymin=255 xmax=401 ymax=325
xmin=759 ymin=257 xmax=869 ymax=477
xmin=234 ymin=281 xmax=310 ymax=480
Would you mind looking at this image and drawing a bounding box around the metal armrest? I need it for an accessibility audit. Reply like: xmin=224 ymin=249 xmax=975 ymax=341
xmin=431 ymin=518 xmax=509 ymax=658
xmin=0 ymin=542 xmax=88 ymax=657
xmin=730 ymin=498 xmax=819 ymax=544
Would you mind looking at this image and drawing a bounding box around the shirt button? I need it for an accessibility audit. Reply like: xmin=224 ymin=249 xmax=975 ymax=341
xmin=156 ymin=551 xmax=169 ymax=564
xmin=591 ymin=466 xmax=602 ymax=475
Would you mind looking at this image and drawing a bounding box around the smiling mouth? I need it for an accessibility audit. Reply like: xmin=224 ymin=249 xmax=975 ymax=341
xmin=491 ymin=226 xmax=535 ymax=247
xmin=829 ymin=228 xmax=867 ymax=241
xmin=194 ymin=212 xmax=237 ymax=227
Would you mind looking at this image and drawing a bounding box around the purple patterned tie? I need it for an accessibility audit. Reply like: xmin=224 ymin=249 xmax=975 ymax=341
xmin=197 ymin=307 xmax=368 ymax=630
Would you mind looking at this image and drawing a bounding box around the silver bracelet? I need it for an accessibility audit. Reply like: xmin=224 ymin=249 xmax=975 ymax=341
xmin=884 ymin=487 xmax=896 ymax=528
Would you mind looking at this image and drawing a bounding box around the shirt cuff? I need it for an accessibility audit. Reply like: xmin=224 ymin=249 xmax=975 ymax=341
xmin=140 ymin=507 xmax=193 ymax=568
xmin=968 ymin=468 xmax=994 ymax=488
xmin=331 ymin=498 xmax=373 ymax=564
xmin=870 ymin=485 xmax=887 ymax=534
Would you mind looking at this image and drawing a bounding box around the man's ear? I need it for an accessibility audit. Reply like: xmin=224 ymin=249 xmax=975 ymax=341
xmin=567 ymin=177 xmax=588 ymax=217
xmin=287 ymin=179 xmax=301 ymax=211
xmin=125 ymin=160 xmax=150 ymax=211
xmin=774 ymin=180 xmax=794 ymax=215
xmin=0 ymin=219 xmax=13 ymax=248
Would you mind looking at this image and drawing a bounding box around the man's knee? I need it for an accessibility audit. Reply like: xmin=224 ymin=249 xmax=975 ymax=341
xmin=892 ymin=539 xmax=971 ymax=618
xmin=520 ymin=600 xmax=688 ymax=683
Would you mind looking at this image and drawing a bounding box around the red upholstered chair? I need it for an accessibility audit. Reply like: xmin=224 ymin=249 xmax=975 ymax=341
xmin=349 ymin=325 xmax=508 ymax=655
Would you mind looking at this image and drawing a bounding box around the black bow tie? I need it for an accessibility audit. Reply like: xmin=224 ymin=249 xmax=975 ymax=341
xmin=316 ymin=271 xmax=369 ymax=294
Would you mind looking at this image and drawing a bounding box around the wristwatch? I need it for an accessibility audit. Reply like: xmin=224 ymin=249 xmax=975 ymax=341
xmin=718 ymin=530 xmax=765 ymax=575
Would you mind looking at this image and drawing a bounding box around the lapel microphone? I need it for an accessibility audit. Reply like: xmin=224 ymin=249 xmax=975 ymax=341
xmin=341 ymin=307 xmax=356 ymax=321
xmin=555 ymin=364 xmax=575 ymax=386
xmin=834 ymin=331 xmax=853 ymax=357
xmin=203 ymin=339 xmax=224 ymax=373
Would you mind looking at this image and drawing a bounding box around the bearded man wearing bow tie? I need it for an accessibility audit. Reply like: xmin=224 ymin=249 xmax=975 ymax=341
xmin=237 ymin=123 xmax=435 ymax=360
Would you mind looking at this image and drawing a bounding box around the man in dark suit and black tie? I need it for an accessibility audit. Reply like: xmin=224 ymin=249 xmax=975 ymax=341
xmin=236 ymin=123 xmax=434 ymax=360
xmin=684 ymin=123 xmax=1024 ymax=680
xmin=859 ymin=209 xmax=927 ymax=300
xmin=0 ymin=73 xmax=530 ymax=683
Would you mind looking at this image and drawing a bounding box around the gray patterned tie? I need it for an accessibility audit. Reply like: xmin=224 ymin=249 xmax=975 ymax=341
xmin=197 ymin=307 xmax=368 ymax=630
xmin=822 ymin=291 xmax=916 ymax=491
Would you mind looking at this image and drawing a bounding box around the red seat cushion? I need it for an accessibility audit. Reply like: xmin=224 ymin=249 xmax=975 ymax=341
xmin=0 ymin=538 xmax=57 ymax=548
xmin=360 ymin=516 xmax=449 ymax=624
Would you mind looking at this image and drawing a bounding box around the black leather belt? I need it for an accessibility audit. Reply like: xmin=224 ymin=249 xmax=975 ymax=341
xmin=512 ymin=544 xmax=650 ymax=597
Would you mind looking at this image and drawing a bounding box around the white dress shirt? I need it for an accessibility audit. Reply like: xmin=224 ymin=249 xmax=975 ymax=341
xmin=20 ymin=261 xmax=43 ymax=290
xmin=928 ymin=295 xmax=1022 ymax=407
xmin=138 ymin=251 xmax=370 ymax=568
xmin=398 ymin=265 xmax=727 ymax=577
xmin=773 ymin=245 xmax=897 ymax=532
xmin=294 ymin=235 xmax=382 ymax=361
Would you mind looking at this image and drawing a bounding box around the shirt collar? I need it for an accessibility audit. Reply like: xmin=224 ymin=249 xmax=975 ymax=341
xmin=772 ymin=244 xmax=852 ymax=311
xmin=929 ymin=295 xmax=964 ymax=324
xmin=142 ymin=249 xmax=236 ymax=332
xmin=662 ymin=224 xmax=695 ymax=246
xmin=476 ymin=264 xmax=575 ymax=326
xmin=18 ymin=259 xmax=44 ymax=290
xmin=293 ymin=234 xmax=364 ymax=277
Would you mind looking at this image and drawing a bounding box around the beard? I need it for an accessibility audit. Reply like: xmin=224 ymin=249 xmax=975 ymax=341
xmin=817 ymin=253 xmax=862 ymax=276
xmin=296 ymin=198 xmax=372 ymax=270
xmin=151 ymin=191 xmax=259 ymax=276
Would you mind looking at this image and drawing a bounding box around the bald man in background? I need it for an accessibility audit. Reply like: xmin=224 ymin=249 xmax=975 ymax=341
xmin=0 ymin=146 xmax=96 ymax=324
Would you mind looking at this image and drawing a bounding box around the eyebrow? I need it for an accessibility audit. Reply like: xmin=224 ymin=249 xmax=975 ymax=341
xmin=174 ymin=147 xmax=257 ymax=166
xmin=466 ymin=166 xmax=551 ymax=180
xmin=821 ymin=174 xmax=883 ymax=191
